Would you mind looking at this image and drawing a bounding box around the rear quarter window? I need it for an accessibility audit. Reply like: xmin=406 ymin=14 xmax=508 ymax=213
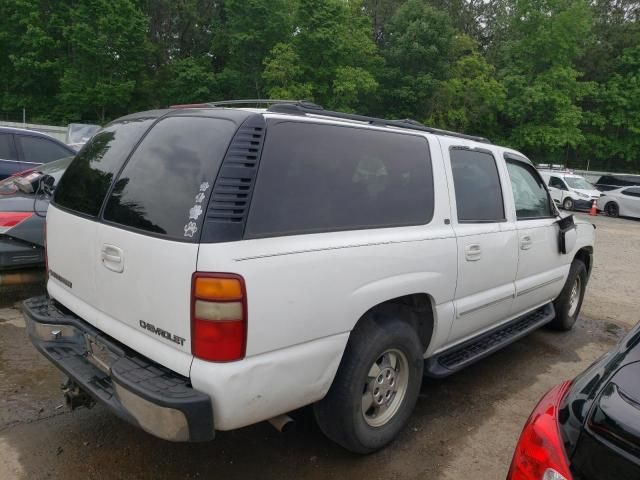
xmin=103 ymin=116 xmax=237 ymax=241
xmin=245 ymin=121 xmax=434 ymax=238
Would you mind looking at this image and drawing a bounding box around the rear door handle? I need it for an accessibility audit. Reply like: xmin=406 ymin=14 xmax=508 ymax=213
xmin=520 ymin=236 xmax=533 ymax=250
xmin=101 ymin=244 xmax=124 ymax=273
xmin=464 ymin=244 xmax=482 ymax=261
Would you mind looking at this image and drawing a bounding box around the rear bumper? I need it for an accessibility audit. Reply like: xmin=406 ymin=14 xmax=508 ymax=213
xmin=23 ymin=296 xmax=214 ymax=442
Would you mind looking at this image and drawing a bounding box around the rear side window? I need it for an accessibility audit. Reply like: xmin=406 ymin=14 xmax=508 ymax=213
xmin=103 ymin=116 xmax=236 ymax=240
xmin=450 ymin=148 xmax=505 ymax=222
xmin=18 ymin=136 xmax=71 ymax=163
xmin=0 ymin=133 xmax=17 ymax=160
xmin=55 ymin=118 xmax=155 ymax=216
xmin=245 ymin=122 xmax=433 ymax=238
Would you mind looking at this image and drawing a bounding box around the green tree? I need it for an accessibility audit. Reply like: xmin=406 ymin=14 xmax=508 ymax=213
xmin=428 ymin=35 xmax=506 ymax=138
xmin=493 ymin=0 xmax=593 ymax=161
xmin=378 ymin=0 xmax=455 ymax=120
xmin=57 ymin=0 xmax=152 ymax=122
xmin=263 ymin=0 xmax=380 ymax=111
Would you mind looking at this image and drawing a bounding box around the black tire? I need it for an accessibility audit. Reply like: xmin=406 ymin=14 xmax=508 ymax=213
xmin=550 ymin=259 xmax=587 ymax=331
xmin=562 ymin=197 xmax=574 ymax=211
xmin=605 ymin=201 xmax=619 ymax=217
xmin=314 ymin=312 xmax=423 ymax=454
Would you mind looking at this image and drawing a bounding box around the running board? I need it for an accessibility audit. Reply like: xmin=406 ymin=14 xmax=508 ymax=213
xmin=424 ymin=303 xmax=555 ymax=378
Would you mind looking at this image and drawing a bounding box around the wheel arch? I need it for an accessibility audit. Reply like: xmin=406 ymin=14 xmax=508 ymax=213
xmin=574 ymin=246 xmax=593 ymax=277
xmin=351 ymin=293 xmax=436 ymax=353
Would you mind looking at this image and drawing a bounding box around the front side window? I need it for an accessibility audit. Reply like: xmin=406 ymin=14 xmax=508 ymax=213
xmin=0 ymin=133 xmax=17 ymax=160
xmin=450 ymin=148 xmax=505 ymax=223
xmin=506 ymin=160 xmax=554 ymax=219
xmin=18 ymin=136 xmax=71 ymax=164
xmin=245 ymin=121 xmax=434 ymax=238
xmin=55 ymin=117 xmax=155 ymax=217
xmin=549 ymin=177 xmax=566 ymax=190
xmin=103 ymin=116 xmax=236 ymax=240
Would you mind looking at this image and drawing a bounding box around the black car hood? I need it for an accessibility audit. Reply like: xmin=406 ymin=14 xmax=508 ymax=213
xmin=0 ymin=191 xmax=49 ymax=246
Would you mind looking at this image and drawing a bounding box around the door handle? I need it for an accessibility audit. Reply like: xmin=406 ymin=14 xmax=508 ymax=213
xmin=101 ymin=245 xmax=124 ymax=273
xmin=464 ymin=244 xmax=482 ymax=261
xmin=520 ymin=236 xmax=533 ymax=250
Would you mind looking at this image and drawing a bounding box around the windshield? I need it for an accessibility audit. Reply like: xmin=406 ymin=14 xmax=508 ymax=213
xmin=564 ymin=176 xmax=594 ymax=190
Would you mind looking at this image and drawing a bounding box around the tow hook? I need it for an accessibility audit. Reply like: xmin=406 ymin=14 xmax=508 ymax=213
xmin=61 ymin=378 xmax=95 ymax=410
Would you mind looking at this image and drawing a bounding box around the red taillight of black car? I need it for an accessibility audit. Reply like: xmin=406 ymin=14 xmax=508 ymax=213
xmin=0 ymin=212 xmax=33 ymax=234
xmin=507 ymin=381 xmax=573 ymax=480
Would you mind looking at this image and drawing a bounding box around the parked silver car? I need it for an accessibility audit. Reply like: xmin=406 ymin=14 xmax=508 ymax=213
xmin=597 ymin=186 xmax=640 ymax=218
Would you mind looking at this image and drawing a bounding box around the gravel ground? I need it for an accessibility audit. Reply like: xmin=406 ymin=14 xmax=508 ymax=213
xmin=0 ymin=212 xmax=638 ymax=480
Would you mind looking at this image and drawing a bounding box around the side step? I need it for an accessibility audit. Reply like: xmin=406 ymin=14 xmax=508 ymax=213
xmin=424 ymin=303 xmax=555 ymax=378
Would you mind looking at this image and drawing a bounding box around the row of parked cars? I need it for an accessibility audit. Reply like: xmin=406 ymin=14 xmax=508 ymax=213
xmin=539 ymin=167 xmax=640 ymax=218
xmin=1 ymin=105 xmax=638 ymax=479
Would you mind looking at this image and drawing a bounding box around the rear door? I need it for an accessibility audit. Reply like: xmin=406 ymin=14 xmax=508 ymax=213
xmin=442 ymin=140 xmax=519 ymax=342
xmin=620 ymin=187 xmax=640 ymax=217
xmin=49 ymin=116 xmax=158 ymax=313
xmin=94 ymin=115 xmax=238 ymax=365
xmin=503 ymin=154 xmax=567 ymax=315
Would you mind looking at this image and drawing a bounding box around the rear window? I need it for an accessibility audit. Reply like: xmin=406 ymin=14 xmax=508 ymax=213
xmin=245 ymin=121 xmax=433 ymax=238
xmin=54 ymin=118 xmax=155 ymax=216
xmin=103 ymin=116 xmax=236 ymax=240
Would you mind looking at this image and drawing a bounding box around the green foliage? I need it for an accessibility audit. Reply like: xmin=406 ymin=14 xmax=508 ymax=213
xmin=263 ymin=0 xmax=380 ymax=111
xmin=0 ymin=0 xmax=639 ymax=170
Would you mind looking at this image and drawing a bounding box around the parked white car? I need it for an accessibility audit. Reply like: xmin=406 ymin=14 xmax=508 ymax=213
xmin=24 ymin=101 xmax=595 ymax=453
xmin=597 ymin=186 xmax=640 ymax=218
xmin=539 ymin=170 xmax=601 ymax=211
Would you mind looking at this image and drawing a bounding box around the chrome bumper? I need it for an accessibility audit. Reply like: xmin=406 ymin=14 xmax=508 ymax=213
xmin=23 ymin=296 xmax=214 ymax=442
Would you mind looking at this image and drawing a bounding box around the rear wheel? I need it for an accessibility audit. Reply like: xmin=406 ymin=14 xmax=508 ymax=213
xmin=562 ymin=198 xmax=574 ymax=211
xmin=605 ymin=202 xmax=619 ymax=217
xmin=550 ymin=259 xmax=587 ymax=331
xmin=314 ymin=314 xmax=423 ymax=454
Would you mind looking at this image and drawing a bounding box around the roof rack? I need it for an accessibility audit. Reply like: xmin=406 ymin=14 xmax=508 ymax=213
xmin=169 ymin=99 xmax=491 ymax=143
xmin=267 ymin=101 xmax=491 ymax=144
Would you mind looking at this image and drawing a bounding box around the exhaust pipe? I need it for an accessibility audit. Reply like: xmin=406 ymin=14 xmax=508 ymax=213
xmin=0 ymin=270 xmax=46 ymax=287
xmin=268 ymin=414 xmax=294 ymax=433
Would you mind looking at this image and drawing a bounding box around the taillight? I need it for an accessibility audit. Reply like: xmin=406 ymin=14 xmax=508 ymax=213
xmin=191 ymin=273 xmax=247 ymax=362
xmin=0 ymin=212 xmax=33 ymax=234
xmin=508 ymin=381 xmax=573 ymax=480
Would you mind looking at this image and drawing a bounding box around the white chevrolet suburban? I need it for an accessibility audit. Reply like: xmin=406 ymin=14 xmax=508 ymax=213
xmin=24 ymin=101 xmax=595 ymax=454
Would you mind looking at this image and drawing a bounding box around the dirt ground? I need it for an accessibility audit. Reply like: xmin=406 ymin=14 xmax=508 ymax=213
xmin=1 ymin=212 xmax=638 ymax=480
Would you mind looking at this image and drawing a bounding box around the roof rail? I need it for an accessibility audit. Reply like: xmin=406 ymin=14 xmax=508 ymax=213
xmin=267 ymin=102 xmax=491 ymax=144
xmin=170 ymin=99 xmax=322 ymax=109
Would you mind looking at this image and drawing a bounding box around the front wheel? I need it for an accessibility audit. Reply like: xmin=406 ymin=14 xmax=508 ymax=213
xmin=550 ymin=259 xmax=587 ymax=331
xmin=563 ymin=197 xmax=574 ymax=211
xmin=314 ymin=314 xmax=423 ymax=453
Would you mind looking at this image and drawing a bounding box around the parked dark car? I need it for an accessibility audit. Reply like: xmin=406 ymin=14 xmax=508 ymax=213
xmin=0 ymin=156 xmax=73 ymax=270
xmin=595 ymin=174 xmax=640 ymax=192
xmin=0 ymin=127 xmax=75 ymax=180
xmin=508 ymin=321 xmax=640 ymax=480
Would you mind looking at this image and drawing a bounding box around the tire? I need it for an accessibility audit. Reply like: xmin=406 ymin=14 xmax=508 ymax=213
xmin=605 ymin=201 xmax=619 ymax=217
xmin=562 ymin=197 xmax=574 ymax=211
xmin=314 ymin=312 xmax=424 ymax=454
xmin=550 ymin=259 xmax=587 ymax=331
